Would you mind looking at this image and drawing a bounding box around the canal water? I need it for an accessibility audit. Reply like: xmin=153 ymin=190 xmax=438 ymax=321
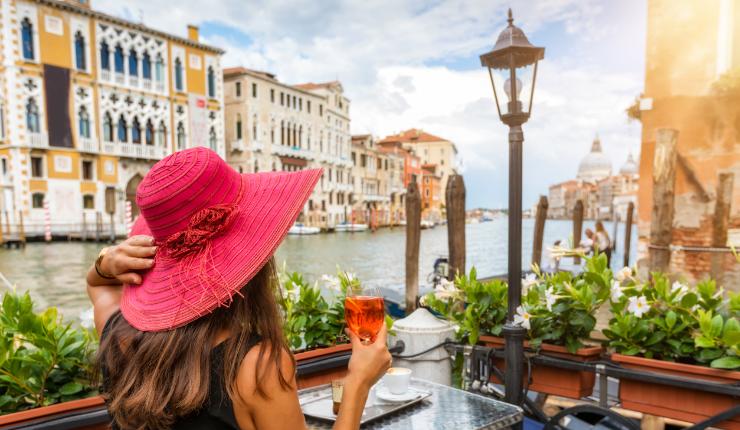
xmin=0 ymin=218 xmax=637 ymax=320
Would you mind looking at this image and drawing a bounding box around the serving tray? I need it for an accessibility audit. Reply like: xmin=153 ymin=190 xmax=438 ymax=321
xmin=299 ymin=382 xmax=431 ymax=425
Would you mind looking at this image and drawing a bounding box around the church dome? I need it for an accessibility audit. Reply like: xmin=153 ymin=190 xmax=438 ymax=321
xmin=577 ymin=136 xmax=612 ymax=182
xmin=619 ymin=152 xmax=639 ymax=176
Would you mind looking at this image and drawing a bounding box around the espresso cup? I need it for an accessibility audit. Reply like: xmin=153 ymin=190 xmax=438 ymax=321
xmin=384 ymin=367 xmax=412 ymax=395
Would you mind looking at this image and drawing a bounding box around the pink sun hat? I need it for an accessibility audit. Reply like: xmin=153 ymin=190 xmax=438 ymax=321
xmin=120 ymin=147 xmax=321 ymax=332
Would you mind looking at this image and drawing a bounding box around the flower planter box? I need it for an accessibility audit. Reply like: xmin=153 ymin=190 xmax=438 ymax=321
xmin=612 ymin=354 xmax=740 ymax=430
xmin=0 ymin=395 xmax=108 ymax=429
xmin=295 ymin=343 xmax=352 ymax=389
xmin=480 ymin=335 xmax=603 ymax=399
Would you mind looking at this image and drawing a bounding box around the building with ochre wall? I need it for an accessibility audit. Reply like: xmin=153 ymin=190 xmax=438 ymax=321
xmin=636 ymin=0 xmax=740 ymax=285
xmin=0 ymin=0 xmax=224 ymax=235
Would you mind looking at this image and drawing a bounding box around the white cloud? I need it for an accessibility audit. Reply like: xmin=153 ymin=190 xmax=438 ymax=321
xmin=92 ymin=0 xmax=643 ymax=208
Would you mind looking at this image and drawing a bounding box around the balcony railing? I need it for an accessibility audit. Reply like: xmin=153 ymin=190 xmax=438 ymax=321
xmin=364 ymin=194 xmax=390 ymax=202
xmin=231 ymin=140 xmax=245 ymax=152
xmin=129 ymin=76 xmax=139 ymax=88
xmin=155 ymin=81 xmax=165 ymax=93
xmin=114 ymin=73 xmax=125 ymax=85
xmin=26 ymin=132 xmax=48 ymax=148
xmin=142 ymin=79 xmax=152 ymax=91
xmin=273 ymin=145 xmax=310 ymax=159
xmin=78 ymin=137 xmax=98 ymax=153
xmin=249 ymin=141 xmax=264 ymax=152
xmin=337 ymin=183 xmax=353 ymax=192
xmin=101 ymin=141 xmax=167 ymax=160
xmin=100 ymin=69 xmax=111 ymax=82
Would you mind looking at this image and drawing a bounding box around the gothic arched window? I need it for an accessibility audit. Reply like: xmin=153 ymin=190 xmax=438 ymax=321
xmin=103 ymin=112 xmax=113 ymax=142
xmin=74 ymin=31 xmax=86 ymax=70
xmin=209 ymin=127 xmax=217 ymax=151
xmin=207 ymin=66 xmax=216 ymax=98
xmin=142 ymin=52 xmax=152 ymax=80
xmin=174 ymin=58 xmax=184 ymax=91
xmin=26 ymin=98 xmax=40 ymax=133
xmin=114 ymin=45 xmax=124 ymax=73
xmin=145 ymin=120 xmax=154 ymax=145
xmin=78 ymin=106 xmax=90 ymax=138
xmin=21 ymin=18 xmax=34 ymax=60
xmin=100 ymin=41 xmax=110 ymax=70
xmin=117 ymin=115 xmax=127 ymax=142
xmin=177 ymin=122 xmax=186 ymax=150
xmin=128 ymin=49 xmax=138 ymax=77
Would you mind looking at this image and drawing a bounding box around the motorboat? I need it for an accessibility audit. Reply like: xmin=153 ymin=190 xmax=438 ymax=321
xmin=288 ymin=223 xmax=321 ymax=235
xmin=334 ymin=222 xmax=369 ymax=232
xmin=420 ymin=220 xmax=436 ymax=229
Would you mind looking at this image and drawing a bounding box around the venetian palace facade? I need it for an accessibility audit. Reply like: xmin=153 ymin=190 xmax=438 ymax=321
xmin=223 ymin=67 xmax=353 ymax=227
xmin=0 ymin=0 xmax=224 ymax=234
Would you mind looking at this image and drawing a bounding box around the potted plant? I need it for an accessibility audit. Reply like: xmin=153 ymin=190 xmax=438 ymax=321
xmin=422 ymin=255 xmax=610 ymax=399
xmin=0 ymin=290 xmax=105 ymax=428
xmin=604 ymin=273 xmax=740 ymax=429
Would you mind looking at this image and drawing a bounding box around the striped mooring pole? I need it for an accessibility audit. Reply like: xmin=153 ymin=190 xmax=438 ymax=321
xmin=125 ymin=200 xmax=133 ymax=235
xmin=43 ymin=200 xmax=51 ymax=242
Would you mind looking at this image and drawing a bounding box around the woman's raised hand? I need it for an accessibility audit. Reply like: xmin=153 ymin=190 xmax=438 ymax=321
xmin=345 ymin=323 xmax=392 ymax=390
xmin=100 ymin=235 xmax=157 ymax=285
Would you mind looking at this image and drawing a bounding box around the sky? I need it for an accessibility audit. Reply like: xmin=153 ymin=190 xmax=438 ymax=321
xmin=95 ymin=0 xmax=647 ymax=210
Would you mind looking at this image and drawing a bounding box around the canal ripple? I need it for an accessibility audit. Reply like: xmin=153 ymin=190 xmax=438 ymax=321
xmin=0 ymin=219 xmax=636 ymax=320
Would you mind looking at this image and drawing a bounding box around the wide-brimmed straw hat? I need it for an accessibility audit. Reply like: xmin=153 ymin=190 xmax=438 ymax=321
xmin=120 ymin=147 xmax=321 ymax=331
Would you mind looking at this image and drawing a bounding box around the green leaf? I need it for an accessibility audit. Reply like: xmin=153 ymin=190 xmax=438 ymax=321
xmin=710 ymin=356 xmax=740 ymax=369
xmin=710 ymin=315 xmax=724 ymax=338
xmin=694 ymin=336 xmax=715 ymax=348
xmin=680 ymin=293 xmax=698 ymax=309
xmin=665 ymin=311 xmax=677 ymax=330
xmin=59 ymin=382 xmax=83 ymax=395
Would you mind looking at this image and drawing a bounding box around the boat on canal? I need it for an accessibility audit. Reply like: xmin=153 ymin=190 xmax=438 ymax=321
xmin=334 ymin=222 xmax=369 ymax=232
xmin=288 ymin=223 xmax=321 ymax=235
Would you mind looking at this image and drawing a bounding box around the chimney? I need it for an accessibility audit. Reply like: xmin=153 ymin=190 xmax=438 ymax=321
xmin=187 ymin=25 xmax=199 ymax=43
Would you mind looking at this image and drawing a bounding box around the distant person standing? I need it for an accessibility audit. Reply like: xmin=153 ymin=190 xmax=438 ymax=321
xmin=595 ymin=221 xmax=612 ymax=266
xmin=580 ymin=229 xmax=595 ymax=255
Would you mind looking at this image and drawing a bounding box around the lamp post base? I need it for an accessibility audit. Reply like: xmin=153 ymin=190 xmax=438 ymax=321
xmin=502 ymin=323 xmax=527 ymax=405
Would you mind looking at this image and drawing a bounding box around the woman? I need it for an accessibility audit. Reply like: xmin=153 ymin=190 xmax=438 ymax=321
xmin=87 ymin=147 xmax=391 ymax=430
xmin=594 ymin=221 xmax=612 ymax=266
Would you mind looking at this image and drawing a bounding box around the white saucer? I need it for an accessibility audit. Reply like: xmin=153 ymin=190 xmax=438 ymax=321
xmin=375 ymin=385 xmax=422 ymax=402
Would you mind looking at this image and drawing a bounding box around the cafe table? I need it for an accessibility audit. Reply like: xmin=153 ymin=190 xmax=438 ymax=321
xmin=301 ymin=378 xmax=523 ymax=430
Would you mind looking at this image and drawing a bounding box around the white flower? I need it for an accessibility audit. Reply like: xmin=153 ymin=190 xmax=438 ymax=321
xmin=345 ymin=272 xmax=357 ymax=282
xmin=522 ymin=273 xmax=538 ymax=289
xmin=615 ymin=267 xmax=632 ymax=282
xmin=433 ymin=278 xmax=461 ymax=300
xmin=513 ymin=306 xmax=531 ymax=330
xmin=286 ymin=282 xmax=300 ymax=302
xmin=79 ymin=307 xmax=95 ymax=330
xmin=610 ymin=280 xmax=624 ymax=302
xmin=321 ymin=274 xmax=341 ymax=291
xmin=671 ymin=281 xmax=688 ymax=296
xmin=628 ymin=296 xmax=650 ymax=318
xmin=544 ymin=288 xmax=557 ymax=311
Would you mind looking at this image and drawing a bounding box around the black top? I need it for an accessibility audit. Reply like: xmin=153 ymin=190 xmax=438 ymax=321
xmin=101 ymin=311 xmax=258 ymax=429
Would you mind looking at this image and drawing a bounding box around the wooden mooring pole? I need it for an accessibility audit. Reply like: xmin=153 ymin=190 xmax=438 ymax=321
xmin=711 ymin=172 xmax=734 ymax=280
xmin=18 ymin=211 xmax=25 ymax=246
xmin=649 ymin=128 xmax=679 ymax=273
xmin=572 ymin=200 xmax=584 ymax=265
xmin=405 ymin=180 xmax=421 ymax=314
xmin=531 ymin=195 xmax=548 ymax=269
xmin=445 ymin=175 xmax=466 ymax=279
xmin=95 ymin=212 xmax=102 ymax=242
xmin=623 ymin=202 xmax=634 ymax=267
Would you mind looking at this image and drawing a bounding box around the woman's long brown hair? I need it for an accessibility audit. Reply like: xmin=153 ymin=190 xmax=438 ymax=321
xmin=97 ymin=258 xmax=293 ymax=430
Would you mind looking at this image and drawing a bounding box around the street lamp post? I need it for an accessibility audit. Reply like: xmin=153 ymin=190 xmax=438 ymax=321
xmin=479 ymin=9 xmax=544 ymax=408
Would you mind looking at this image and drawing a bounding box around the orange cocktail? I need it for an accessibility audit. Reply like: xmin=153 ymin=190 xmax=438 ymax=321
xmin=344 ymin=295 xmax=385 ymax=343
